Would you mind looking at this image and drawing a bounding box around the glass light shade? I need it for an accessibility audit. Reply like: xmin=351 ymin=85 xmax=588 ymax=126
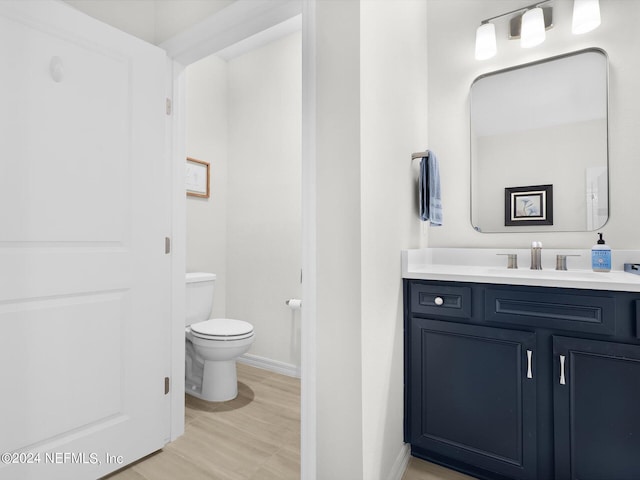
xmin=521 ymin=7 xmax=546 ymax=48
xmin=475 ymin=23 xmax=496 ymax=60
xmin=572 ymin=0 xmax=601 ymax=34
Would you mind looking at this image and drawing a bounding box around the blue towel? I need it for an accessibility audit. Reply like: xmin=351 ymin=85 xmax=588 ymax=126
xmin=419 ymin=151 xmax=443 ymax=226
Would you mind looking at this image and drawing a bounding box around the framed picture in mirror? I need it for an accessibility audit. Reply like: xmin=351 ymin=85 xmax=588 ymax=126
xmin=505 ymin=184 xmax=553 ymax=226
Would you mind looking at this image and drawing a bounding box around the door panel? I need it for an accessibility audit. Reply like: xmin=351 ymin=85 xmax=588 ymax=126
xmin=410 ymin=318 xmax=537 ymax=480
xmin=554 ymin=336 xmax=640 ymax=480
xmin=1 ymin=291 xmax=125 ymax=451
xmin=1 ymin=15 xmax=131 ymax=243
xmin=0 ymin=2 xmax=170 ymax=479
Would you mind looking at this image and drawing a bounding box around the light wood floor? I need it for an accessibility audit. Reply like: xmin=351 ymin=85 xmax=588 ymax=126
xmin=104 ymin=363 xmax=473 ymax=480
xmin=402 ymin=458 xmax=477 ymax=480
xmin=103 ymin=363 xmax=300 ymax=480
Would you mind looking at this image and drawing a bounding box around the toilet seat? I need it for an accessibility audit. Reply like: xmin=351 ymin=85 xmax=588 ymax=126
xmin=190 ymin=318 xmax=254 ymax=341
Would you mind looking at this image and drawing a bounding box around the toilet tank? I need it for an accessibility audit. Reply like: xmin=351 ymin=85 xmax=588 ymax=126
xmin=185 ymin=272 xmax=216 ymax=326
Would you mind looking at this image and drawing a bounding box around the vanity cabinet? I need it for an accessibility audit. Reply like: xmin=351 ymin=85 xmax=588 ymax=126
xmin=404 ymin=280 xmax=640 ymax=480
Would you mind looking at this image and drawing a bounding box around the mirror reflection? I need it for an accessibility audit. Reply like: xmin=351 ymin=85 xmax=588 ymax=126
xmin=470 ymin=49 xmax=608 ymax=233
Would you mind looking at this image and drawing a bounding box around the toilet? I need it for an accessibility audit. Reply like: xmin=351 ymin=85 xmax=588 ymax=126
xmin=185 ymin=272 xmax=255 ymax=402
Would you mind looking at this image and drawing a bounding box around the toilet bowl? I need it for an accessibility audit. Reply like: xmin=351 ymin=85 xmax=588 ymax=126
xmin=185 ymin=273 xmax=255 ymax=402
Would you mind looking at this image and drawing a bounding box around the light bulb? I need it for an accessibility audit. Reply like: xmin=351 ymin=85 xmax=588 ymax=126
xmin=475 ymin=23 xmax=497 ymax=60
xmin=521 ymin=7 xmax=545 ymax=48
xmin=572 ymin=0 xmax=601 ymax=34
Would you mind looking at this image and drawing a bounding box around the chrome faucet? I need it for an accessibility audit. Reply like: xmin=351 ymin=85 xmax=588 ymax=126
xmin=530 ymin=241 xmax=542 ymax=270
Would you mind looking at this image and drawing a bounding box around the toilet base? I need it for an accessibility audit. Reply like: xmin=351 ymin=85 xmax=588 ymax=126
xmin=201 ymin=359 xmax=238 ymax=402
xmin=185 ymin=358 xmax=239 ymax=402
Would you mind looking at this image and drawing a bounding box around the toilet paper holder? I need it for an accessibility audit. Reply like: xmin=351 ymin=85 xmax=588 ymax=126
xmin=285 ymin=298 xmax=303 ymax=309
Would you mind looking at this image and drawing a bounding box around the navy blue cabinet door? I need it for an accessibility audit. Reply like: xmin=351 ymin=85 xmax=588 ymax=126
xmin=409 ymin=318 xmax=537 ymax=480
xmin=553 ymin=336 xmax=640 ymax=480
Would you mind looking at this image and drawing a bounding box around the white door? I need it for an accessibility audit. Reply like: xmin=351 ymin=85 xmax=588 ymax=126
xmin=0 ymin=2 xmax=171 ymax=479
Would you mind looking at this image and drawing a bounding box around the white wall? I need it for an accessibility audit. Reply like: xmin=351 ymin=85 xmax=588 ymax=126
xmin=311 ymin=1 xmax=428 ymax=478
xmin=427 ymin=0 xmax=640 ymax=249
xmin=186 ymin=56 xmax=228 ymax=319
xmin=360 ymin=1 xmax=427 ymax=479
xmin=226 ymin=33 xmax=302 ymax=370
xmin=314 ymin=1 xmax=364 ymax=478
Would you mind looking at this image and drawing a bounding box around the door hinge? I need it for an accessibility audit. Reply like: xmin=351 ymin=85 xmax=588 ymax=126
xmin=164 ymin=377 xmax=170 ymax=395
xmin=166 ymin=98 xmax=172 ymax=115
xmin=165 ymin=237 xmax=171 ymax=254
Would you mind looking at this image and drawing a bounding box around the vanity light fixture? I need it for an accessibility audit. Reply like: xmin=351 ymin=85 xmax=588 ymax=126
xmin=474 ymin=0 xmax=552 ymax=60
xmin=572 ymin=0 xmax=601 ymax=34
xmin=520 ymin=7 xmax=546 ymax=48
xmin=475 ymin=22 xmax=497 ymax=60
xmin=475 ymin=0 xmax=601 ymax=60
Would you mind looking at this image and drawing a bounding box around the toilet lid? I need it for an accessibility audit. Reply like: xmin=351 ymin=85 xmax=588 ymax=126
xmin=190 ymin=318 xmax=254 ymax=340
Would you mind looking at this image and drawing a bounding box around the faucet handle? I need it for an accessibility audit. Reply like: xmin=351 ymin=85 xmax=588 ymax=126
xmin=497 ymin=253 xmax=518 ymax=269
xmin=556 ymin=254 xmax=580 ymax=271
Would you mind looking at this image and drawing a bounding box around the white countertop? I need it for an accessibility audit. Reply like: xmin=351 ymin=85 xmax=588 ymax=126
xmin=402 ymin=248 xmax=640 ymax=292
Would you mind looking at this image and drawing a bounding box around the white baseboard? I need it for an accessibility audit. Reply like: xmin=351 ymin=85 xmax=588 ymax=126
xmin=238 ymin=353 xmax=301 ymax=378
xmin=388 ymin=444 xmax=411 ymax=480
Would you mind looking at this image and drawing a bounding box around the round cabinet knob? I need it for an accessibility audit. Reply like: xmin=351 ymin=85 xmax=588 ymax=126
xmin=434 ymin=297 xmax=444 ymax=306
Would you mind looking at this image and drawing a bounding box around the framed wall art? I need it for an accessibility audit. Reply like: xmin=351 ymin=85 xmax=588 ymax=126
xmin=504 ymin=184 xmax=553 ymax=226
xmin=185 ymin=157 xmax=210 ymax=198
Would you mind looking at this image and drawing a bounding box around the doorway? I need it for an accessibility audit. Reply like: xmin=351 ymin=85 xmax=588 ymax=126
xmin=185 ymin=23 xmax=302 ymax=376
xmin=183 ymin=12 xmax=303 ymax=477
xmin=162 ymin=0 xmax=313 ymax=476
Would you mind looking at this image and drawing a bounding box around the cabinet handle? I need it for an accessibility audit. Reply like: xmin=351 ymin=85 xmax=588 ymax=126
xmin=526 ymin=350 xmax=533 ymax=379
xmin=434 ymin=296 xmax=444 ymax=306
xmin=559 ymin=355 xmax=566 ymax=385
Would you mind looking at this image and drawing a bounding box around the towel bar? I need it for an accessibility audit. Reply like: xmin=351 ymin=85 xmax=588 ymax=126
xmin=412 ymin=151 xmax=429 ymax=160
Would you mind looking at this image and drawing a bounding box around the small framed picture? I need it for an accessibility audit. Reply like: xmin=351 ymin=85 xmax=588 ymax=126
xmin=186 ymin=157 xmax=210 ymax=198
xmin=504 ymin=184 xmax=553 ymax=226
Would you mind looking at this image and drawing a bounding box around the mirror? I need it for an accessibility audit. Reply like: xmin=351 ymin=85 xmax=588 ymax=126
xmin=470 ymin=49 xmax=608 ymax=233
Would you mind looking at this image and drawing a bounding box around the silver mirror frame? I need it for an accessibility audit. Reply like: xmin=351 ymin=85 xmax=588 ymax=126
xmin=470 ymin=48 xmax=610 ymax=233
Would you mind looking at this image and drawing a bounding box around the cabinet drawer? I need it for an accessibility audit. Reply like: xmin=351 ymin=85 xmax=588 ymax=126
xmin=410 ymin=283 xmax=471 ymax=318
xmin=485 ymin=287 xmax=615 ymax=335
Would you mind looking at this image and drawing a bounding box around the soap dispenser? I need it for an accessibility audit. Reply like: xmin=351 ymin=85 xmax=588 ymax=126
xmin=591 ymin=233 xmax=611 ymax=272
